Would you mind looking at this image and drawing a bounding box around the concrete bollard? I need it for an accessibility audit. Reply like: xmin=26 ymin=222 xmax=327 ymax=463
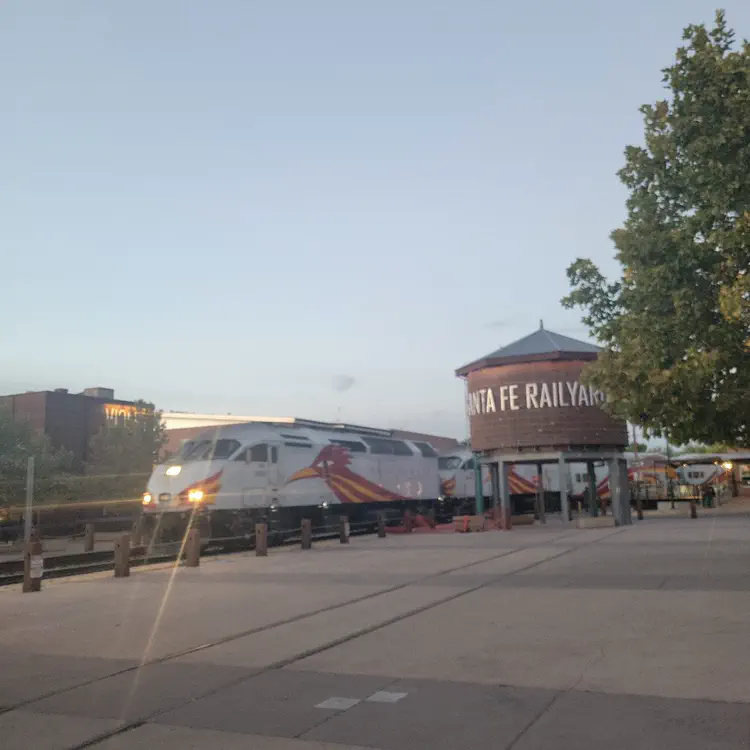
xmin=403 ymin=511 xmax=413 ymax=533
xmin=83 ymin=523 xmax=95 ymax=552
xmin=498 ymin=508 xmax=512 ymax=531
xmin=339 ymin=516 xmax=350 ymax=544
xmin=22 ymin=535 xmax=43 ymax=593
xmin=113 ymin=533 xmax=131 ymax=578
xmin=185 ymin=528 xmax=201 ymax=567
xmin=301 ymin=518 xmax=312 ymax=550
xmin=377 ymin=514 xmax=386 ymax=538
xmin=635 ymin=494 xmax=644 ymax=521
xmin=255 ymin=523 xmax=268 ymax=557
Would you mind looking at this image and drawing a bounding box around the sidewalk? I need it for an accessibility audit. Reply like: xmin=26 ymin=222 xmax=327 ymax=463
xmin=0 ymin=515 xmax=748 ymax=749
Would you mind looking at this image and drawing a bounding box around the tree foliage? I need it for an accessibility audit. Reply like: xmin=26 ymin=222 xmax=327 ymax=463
xmin=563 ymin=11 xmax=750 ymax=446
xmin=0 ymin=409 xmax=73 ymax=480
xmin=674 ymin=441 xmax=733 ymax=455
xmin=86 ymin=400 xmax=166 ymax=475
xmin=626 ymin=442 xmax=648 ymax=453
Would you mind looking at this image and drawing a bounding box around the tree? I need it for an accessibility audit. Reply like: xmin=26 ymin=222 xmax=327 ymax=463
xmin=0 ymin=409 xmax=73 ymax=480
xmin=86 ymin=400 xmax=166 ymax=475
xmin=626 ymin=442 xmax=648 ymax=453
xmin=674 ymin=441 xmax=732 ymax=455
xmin=563 ymin=10 xmax=750 ymax=447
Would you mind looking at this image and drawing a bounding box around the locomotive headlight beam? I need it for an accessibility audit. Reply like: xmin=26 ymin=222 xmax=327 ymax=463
xmin=188 ymin=489 xmax=205 ymax=503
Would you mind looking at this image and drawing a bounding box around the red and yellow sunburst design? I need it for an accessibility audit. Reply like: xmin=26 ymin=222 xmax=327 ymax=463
xmin=597 ymin=468 xmax=636 ymax=500
xmin=178 ymin=470 xmax=223 ymax=505
xmin=287 ymin=445 xmax=407 ymax=504
xmin=509 ymin=471 xmax=537 ymax=494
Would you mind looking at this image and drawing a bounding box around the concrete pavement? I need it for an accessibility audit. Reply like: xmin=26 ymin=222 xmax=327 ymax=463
xmin=0 ymin=508 xmax=749 ymax=749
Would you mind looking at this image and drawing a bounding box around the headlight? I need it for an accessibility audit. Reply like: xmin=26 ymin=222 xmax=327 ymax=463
xmin=166 ymin=465 xmax=182 ymax=477
xmin=722 ymin=461 xmax=733 ymax=470
xmin=188 ymin=489 xmax=204 ymax=503
xmin=142 ymin=493 xmax=152 ymax=505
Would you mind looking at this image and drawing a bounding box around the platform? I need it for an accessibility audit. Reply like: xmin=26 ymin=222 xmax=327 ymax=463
xmin=1 ymin=507 xmax=749 ymax=749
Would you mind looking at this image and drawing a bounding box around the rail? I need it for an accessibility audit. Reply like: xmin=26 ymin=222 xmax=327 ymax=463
xmin=0 ymin=518 xmax=379 ymax=587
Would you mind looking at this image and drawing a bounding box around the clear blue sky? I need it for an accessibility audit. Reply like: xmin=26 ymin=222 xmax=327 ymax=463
xmin=2 ymin=2 xmax=748 ymax=438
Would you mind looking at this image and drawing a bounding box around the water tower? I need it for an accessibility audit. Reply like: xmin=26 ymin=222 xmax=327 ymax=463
xmin=456 ymin=322 xmax=631 ymax=526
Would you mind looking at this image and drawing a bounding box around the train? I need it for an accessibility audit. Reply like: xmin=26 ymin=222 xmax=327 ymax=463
xmin=437 ymin=448 xmax=732 ymax=510
xmin=142 ymin=419 xmax=736 ymax=541
xmin=142 ymin=420 xmax=446 ymax=540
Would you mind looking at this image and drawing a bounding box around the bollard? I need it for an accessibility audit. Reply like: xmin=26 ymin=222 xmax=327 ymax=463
xmin=83 ymin=523 xmax=95 ymax=553
xmin=113 ymin=533 xmax=131 ymax=578
xmin=22 ymin=535 xmax=43 ymax=593
xmin=301 ymin=518 xmax=312 ymax=550
xmin=339 ymin=516 xmax=350 ymax=544
xmin=377 ymin=514 xmax=386 ymax=538
xmin=635 ymin=493 xmax=644 ymax=521
xmin=403 ymin=510 xmax=413 ymax=533
xmin=255 ymin=523 xmax=268 ymax=557
xmin=185 ymin=528 xmax=201 ymax=567
xmin=690 ymin=499 xmax=698 ymax=519
xmin=499 ymin=508 xmax=513 ymax=531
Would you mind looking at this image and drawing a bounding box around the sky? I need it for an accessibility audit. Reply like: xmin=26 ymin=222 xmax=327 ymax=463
xmin=2 ymin=1 xmax=748 ymax=439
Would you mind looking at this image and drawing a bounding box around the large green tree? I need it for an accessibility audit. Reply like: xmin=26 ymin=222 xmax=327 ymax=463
xmin=86 ymin=400 xmax=166 ymax=475
xmin=563 ymin=10 xmax=750 ymax=446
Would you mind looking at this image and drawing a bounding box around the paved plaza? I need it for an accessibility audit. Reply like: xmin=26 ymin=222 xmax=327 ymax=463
xmin=0 ymin=506 xmax=749 ymax=749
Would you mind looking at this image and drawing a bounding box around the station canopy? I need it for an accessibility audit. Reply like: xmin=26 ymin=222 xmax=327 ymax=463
xmin=673 ymin=452 xmax=750 ymax=465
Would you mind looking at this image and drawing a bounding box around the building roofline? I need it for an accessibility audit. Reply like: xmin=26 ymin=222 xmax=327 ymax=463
xmin=456 ymin=350 xmax=598 ymax=377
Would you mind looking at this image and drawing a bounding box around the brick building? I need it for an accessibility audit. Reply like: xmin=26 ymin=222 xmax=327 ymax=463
xmin=0 ymin=387 xmax=145 ymax=468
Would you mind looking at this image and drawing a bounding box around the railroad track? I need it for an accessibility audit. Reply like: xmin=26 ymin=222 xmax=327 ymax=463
xmin=0 ymin=522 xmax=376 ymax=586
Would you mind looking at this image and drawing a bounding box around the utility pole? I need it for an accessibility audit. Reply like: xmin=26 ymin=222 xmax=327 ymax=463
xmin=631 ymin=424 xmax=643 ymax=520
xmin=665 ymin=431 xmax=675 ymax=508
xmin=24 ymin=456 xmax=35 ymax=544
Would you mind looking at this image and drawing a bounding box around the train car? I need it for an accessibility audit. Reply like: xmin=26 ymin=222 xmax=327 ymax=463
xmin=438 ymin=449 xmax=620 ymax=513
xmin=437 ymin=449 xmax=539 ymax=514
xmin=675 ymin=462 xmax=729 ymax=494
xmin=141 ymin=420 xmax=442 ymax=540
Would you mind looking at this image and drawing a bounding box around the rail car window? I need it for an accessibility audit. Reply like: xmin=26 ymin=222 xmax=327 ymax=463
xmin=392 ymin=441 xmax=413 ymax=456
xmin=438 ymin=456 xmax=462 ymax=470
xmin=284 ymin=441 xmax=312 ymax=448
xmin=329 ymin=439 xmax=366 ymax=453
xmin=463 ymin=458 xmax=475 ymax=470
xmin=212 ymin=439 xmax=241 ymax=460
xmin=361 ymin=437 xmax=413 ymax=455
xmin=361 ymin=437 xmax=393 ymax=454
xmin=250 ymin=444 xmax=268 ymax=462
xmin=271 ymin=446 xmax=278 ymax=463
xmin=413 ymin=441 xmax=438 ymax=458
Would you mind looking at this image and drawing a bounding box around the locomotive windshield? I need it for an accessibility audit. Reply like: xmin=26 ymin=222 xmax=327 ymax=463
xmin=180 ymin=439 xmax=241 ymax=462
